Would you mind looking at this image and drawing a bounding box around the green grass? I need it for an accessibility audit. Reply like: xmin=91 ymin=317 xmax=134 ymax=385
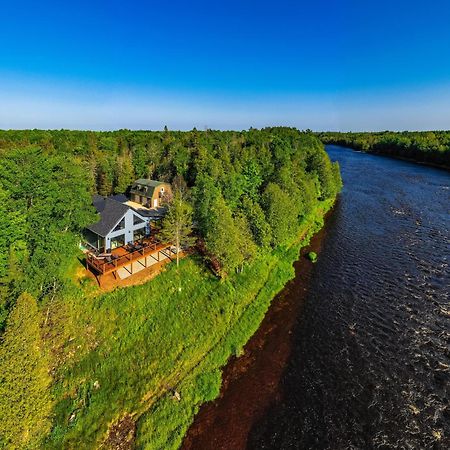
xmin=44 ymin=200 xmax=333 ymax=449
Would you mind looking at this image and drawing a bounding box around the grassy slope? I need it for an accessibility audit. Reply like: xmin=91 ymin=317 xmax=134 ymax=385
xmin=44 ymin=200 xmax=334 ymax=449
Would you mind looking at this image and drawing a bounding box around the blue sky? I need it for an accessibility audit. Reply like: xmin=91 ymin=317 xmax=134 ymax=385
xmin=1 ymin=0 xmax=450 ymax=130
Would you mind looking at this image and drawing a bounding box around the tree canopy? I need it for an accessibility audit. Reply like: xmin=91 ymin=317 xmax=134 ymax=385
xmin=0 ymin=127 xmax=342 ymax=319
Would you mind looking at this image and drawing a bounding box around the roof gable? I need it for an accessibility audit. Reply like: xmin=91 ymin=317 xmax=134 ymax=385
xmin=87 ymin=197 xmax=130 ymax=237
xmin=130 ymin=179 xmax=168 ymax=198
xmin=133 ymin=179 xmax=164 ymax=188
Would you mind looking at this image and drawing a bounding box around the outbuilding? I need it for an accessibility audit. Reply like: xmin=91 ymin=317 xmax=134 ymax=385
xmin=130 ymin=179 xmax=172 ymax=209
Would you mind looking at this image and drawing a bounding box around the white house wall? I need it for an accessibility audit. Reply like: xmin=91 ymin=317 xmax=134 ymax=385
xmin=105 ymin=209 xmax=150 ymax=250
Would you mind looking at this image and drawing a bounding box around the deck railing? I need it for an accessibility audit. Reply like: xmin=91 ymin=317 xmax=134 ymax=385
xmin=86 ymin=239 xmax=167 ymax=275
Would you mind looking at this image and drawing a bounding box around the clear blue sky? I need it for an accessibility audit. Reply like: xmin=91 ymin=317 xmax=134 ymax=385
xmin=1 ymin=0 xmax=450 ymax=130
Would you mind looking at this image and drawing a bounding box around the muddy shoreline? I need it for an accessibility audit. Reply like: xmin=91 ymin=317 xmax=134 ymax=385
xmin=181 ymin=219 xmax=331 ymax=450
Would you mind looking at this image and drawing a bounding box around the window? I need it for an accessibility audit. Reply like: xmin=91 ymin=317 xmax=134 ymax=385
xmin=133 ymin=214 xmax=144 ymax=225
xmin=84 ymin=230 xmax=103 ymax=251
xmin=110 ymin=235 xmax=125 ymax=249
xmin=113 ymin=218 xmax=125 ymax=232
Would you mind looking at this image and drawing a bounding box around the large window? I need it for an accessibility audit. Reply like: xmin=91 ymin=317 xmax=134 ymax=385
xmin=133 ymin=214 xmax=144 ymax=225
xmin=84 ymin=230 xmax=104 ymax=252
xmin=113 ymin=218 xmax=125 ymax=232
xmin=110 ymin=235 xmax=125 ymax=249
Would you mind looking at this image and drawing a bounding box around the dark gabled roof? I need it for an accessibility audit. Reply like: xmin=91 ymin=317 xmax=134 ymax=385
xmin=110 ymin=193 xmax=128 ymax=203
xmin=130 ymin=179 xmax=167 ymax=198
xmin=92 ymin=194 xmax=108 ymax=213
xmin=87 ymin=196 xmax=130 ymax=237
xmin=92 ymin=194 xmax=128 ymax=213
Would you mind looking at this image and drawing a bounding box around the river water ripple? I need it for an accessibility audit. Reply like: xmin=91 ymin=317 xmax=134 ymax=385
xmin=248 ymin=146 xmax=450 ymax=449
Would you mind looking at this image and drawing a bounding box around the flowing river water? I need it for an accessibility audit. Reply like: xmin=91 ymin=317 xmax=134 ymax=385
xmin=182 ymin=145 xmax=450 ymax=449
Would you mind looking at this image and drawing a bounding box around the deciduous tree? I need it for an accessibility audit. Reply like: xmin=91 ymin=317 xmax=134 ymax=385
xmin=159 ymin=190 xmax=194 ymax=268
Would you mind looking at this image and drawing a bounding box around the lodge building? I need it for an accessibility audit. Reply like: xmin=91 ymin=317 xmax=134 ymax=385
xmin=84 ymin=179 xmax=171 ymax=253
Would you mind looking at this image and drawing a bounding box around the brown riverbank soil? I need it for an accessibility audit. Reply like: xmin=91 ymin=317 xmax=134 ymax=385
xmin=181 ymin=224 xmax=330 ymax=450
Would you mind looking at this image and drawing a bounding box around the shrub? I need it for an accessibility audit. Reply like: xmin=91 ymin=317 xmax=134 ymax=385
xmin=308 ymin=251 xmax=318 ymax=263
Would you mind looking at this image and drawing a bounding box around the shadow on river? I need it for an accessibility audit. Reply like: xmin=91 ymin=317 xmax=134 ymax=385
xmin=183 ymin=146 xmax=450 ymax=450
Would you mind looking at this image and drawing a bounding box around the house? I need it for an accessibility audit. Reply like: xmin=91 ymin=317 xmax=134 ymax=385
xmin=84 ymin=179 xmax=172 ymax=253
xmin=130 ymin=179 xmax=172 ymax=209
xmin=85 ymin=195 xmax=151 ymax=253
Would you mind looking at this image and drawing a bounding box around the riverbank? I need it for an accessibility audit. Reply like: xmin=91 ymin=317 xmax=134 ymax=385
xmin=318 ymin=131 xmax=450 ymax=170
xmin=43 ymin=199 xmax=335 ymax=449
xmin=366 ymin=151 xmax=450 ymax=171
xmin=182 ymin=208 xmax=332 ymax=449
xmin=326 ymin=142 xmax=450 ymax=171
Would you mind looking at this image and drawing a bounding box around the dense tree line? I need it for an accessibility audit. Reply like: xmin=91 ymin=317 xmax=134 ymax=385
xmin=318 ymin=130 xmax=450 ymax=167
xmin=0 ymin=128 xmax=341 ymax=329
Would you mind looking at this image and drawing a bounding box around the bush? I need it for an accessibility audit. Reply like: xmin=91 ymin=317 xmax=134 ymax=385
xmin=308 ymin=251 xmax=318 ymax=263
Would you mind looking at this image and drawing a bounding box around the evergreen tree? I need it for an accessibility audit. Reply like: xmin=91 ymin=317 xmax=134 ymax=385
xmin=241 ymin=196 xmax=272 ymax=249
xmin=159 ymin=190 xmax=194 ymax=268
xmin=204 ymin=196 xmax=243 ymax=277
xmin=114 ymin=152 xmax=135 ymax=194
xmin=192 ymin=174 xmax=221 ymax=235
xmin=96 ymin=158 xmax=113 ymax=196
xmin=234 ymin=212 xmax=258 ymax=271
xmin=262 ymin=183 xmax=299 ymax=246
xmin=0 ymin=293 xmax=52 ymax=448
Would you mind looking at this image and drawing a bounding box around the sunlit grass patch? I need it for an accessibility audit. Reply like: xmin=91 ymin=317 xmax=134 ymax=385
xmin=45 ymin=202 xmax=332 ymax=449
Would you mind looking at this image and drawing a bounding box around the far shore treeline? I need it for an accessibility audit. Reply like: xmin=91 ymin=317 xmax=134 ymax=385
xmin=318 ymin=130 xmax=450 ymax=168
xmin=0 ymin=127 xmax=342 ymax=449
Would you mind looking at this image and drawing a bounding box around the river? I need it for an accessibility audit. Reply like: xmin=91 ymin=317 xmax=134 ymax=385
xmin=183 ymin=145 xmax=450 ymax=449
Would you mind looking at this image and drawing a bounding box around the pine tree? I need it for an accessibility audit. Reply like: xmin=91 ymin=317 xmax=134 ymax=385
xmin=262 ymin=182 xmax=299 ymax=246
xmin=0 ymin=293 xmax=52 ymax=448
xmin=114 ymin=152 xmax=135 ymax=194
xmin=204 ymin=196 xmax=244 ymax=277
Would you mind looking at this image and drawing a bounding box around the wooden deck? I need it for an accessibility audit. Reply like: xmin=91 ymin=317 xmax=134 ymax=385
xmin=85 ymin=238 xmax=176 ymax=285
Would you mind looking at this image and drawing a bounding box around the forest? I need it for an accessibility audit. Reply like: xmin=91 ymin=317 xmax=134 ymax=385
xmin=0 ymin=128 xmax=341 ymax=449
xmin=319 ymin=130 xmax=450 ymax=168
